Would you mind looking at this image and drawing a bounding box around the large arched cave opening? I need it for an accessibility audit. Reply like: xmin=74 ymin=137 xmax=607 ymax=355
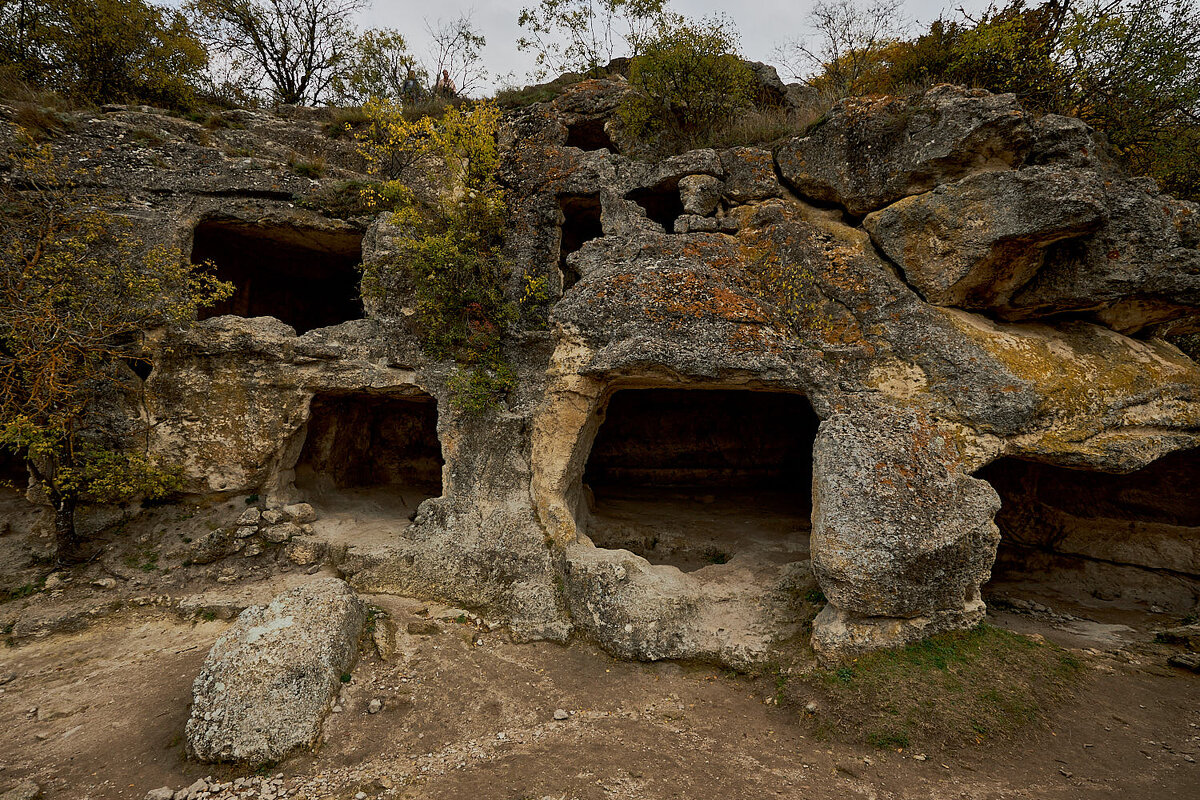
xmin=977 ymin=449 xmax=1200 ymax=614
xmin=580 ymin=388 xmax=819 ymax=572
xmin=192 ymin=220 xmax=364 ymax=334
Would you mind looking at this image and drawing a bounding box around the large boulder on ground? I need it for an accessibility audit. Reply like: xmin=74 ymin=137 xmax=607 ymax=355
xmin=776 ymin=85 xmax=1033 ymax=215
xmin=185 ymin=578 xmax=366 ymax=765
xmin=810 ymin=406 xmax=1001 ymax=659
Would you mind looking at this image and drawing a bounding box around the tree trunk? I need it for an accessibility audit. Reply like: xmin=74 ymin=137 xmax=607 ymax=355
xmin=53 ymin=493 xmax=84 ymax=565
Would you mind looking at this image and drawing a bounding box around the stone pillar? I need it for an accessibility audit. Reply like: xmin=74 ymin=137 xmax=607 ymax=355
xmin=809 ymin=406 xmax=1001 ymax=662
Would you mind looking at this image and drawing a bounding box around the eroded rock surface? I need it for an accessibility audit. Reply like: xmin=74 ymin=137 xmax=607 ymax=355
xmin=185 ymin=579 xmax=366 ymax=764
xmin=19 ymin=79 xmax=1199 ymax=667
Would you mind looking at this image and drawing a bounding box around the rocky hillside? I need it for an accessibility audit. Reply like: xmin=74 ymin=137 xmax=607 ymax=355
xmin=3 ymin=78 xmax=1198 ymax=666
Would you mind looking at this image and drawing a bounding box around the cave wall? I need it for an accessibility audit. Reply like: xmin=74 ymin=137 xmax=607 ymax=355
xmin=978 ymin=452 xmax=1200 ymax=604
xmin=584 ymin=389 xmax=818 ymax=491
xmin=296 ymin=393 xmax=443 ymax=491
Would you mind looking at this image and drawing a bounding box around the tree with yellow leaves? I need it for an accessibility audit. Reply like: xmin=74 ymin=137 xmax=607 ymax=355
xmin=0 ymin=142 xmax=231 ymax=563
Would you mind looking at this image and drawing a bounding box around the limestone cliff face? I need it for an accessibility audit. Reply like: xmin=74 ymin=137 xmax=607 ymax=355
xmin=25 ymin=82 xmax=1200 ymax=663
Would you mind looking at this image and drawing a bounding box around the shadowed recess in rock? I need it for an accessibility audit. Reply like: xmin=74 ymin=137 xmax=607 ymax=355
xmin=565 ymin=118 xmax=617 ymax=153
xmin=582 ymin=389 xmax=819 ymax=572
xmin=295 ymin=392 xmax=443 ymax=499
xmin=0 ymin=448 xmax=27 ymax=487
xmin=192 ymin=220 xmax=363 ymax=334
xmin=978 ymin=449 xmax=1200 ymax=611
xmin=557 ymin=194 xmax=602 ymax=291
xmin=626 ymin=182 xmax=684 ymax=233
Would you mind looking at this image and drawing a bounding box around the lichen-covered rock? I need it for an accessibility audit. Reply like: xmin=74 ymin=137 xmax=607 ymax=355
xmin=185 ymin=579 xmax=366 ymax=765
xmin=864 ymin=167 xmax=1105 ymax=308
xmin=677 ymin=174 xmax=723 ymax=216
xmin=810 ymin=406 xmax=1001 ymax=658
xmin=718 ymin=147 xmax=782 ymax=203
xmin=1007 ymin=180 xmax=1200 ymax=333
xmin=777 ymin=85 xmax=1033 ymax=214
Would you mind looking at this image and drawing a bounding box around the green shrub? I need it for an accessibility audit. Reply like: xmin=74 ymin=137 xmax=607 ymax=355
xmin=356 ymin=101 xmax=522 ymax=411
xmin=619 ymin=14 xmax=754 ymax=152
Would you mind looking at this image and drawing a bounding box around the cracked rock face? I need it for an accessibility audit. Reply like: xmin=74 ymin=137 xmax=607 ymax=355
xmin=32 ymin=80 xmax=1200 ymax=666
xmin=185 ymin=579 xmax=366 ymax=765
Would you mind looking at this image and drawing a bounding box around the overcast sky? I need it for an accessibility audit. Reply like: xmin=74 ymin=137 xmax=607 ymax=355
xmin=360 ymin=0 xmax=997 ymax=94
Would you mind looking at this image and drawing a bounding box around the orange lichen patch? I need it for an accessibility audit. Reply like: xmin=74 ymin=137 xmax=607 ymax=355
xmin=729 ymin=321 xmax=786 ymax=355
xmin=588 ymin=268 xmax=788 ymax=344
xmin=642 ymin=270 xmax=772 ymax=324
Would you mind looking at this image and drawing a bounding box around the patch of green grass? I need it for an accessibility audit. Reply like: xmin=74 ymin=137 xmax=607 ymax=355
xmin=296 ymin=179 xmax=393 ymax=218
xmin=129 ymin=127 xmax=165 ymax=146
xmin=324 ymin=106 xmax=369 ymax=138
xmin=340 ymin=672 xmax=352 ymax=683
xmin=797 ymin=625 xmax=1084 ymax=751
xmin=123 ymin=546 xmax=159 ymax=573
xmin=1 ymin=578 xmax=42 ymax=603
xmin=494 ymin=72 xmax=588 ymax=108
xmin=203 ymin=112 xmax=242 ymax=130
xmin=288 ymin=152 xmax=325 ymax=178
xmin=705 ymin=106 xmax=826 ymax=148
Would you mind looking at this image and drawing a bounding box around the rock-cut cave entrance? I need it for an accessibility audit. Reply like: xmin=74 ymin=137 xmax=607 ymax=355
xmin=581 ymin=388 xmax=819 ymax=572
xmin=192 ymin=220 xmax=364 ymax=334
xmin=294 ymin=392 xmax=443 ymax=536
xmin=977 ymin=450 xmax=1200 ymax=621
xmin=557 ymin=194 xmax=602 ymax=292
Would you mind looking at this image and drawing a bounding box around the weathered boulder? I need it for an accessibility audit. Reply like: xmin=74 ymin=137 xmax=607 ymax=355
xmin=864 ymin=167 xmax=1106 ymax=308
xmin=563 ymin=543 xmax=701 ymax=661
xmin=777 ymin=85 xmax=1033 ymax=214
xmin=677 ymin=174 xmax=723 ymax=216
xmin=718 ymin=147 xmax=783 ymax=203
xmin=185 ymin=579 xmax=366 ymax=765
xmin=810 ymin=406 xmax=1001 ymax=658
xmin=1006 ymin=180 xmax=1200 ymax=333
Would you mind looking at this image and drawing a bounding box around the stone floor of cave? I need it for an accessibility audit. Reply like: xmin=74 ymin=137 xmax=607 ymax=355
xmin=298 ymin=481 xmax=440 ymax=551
xmin=584 ymin=486 xmax=811 ymax=573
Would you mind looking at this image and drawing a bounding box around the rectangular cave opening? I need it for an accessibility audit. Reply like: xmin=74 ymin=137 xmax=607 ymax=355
xmin=566 ymin=118 xmax=617 ymax=153
xmin=192 ymin=220 xmax=364 ymax=334
xmin=977 ymin=450 xmax=1200 ymax=617
xmin=294 ymin=392 xmax=443 ymax=527
xmin=627 ymin=182 xmax=683 ymax=233
xmin=557 ymin=194 xmax=603 ymax=291
xmin=582 ymin=388 xmax=819 ymax=572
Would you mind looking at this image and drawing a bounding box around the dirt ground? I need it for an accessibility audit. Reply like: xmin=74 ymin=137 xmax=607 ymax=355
xmin=0 ymin=580 xmax=1195 ymax=800
xmin=0 ymin=483 xmax=1197 ymax=800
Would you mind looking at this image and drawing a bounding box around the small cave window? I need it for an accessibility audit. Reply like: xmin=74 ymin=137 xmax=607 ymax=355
xmin=566 ymin=118 xmax=617 ymax=153
xmin=977 ymin=449 xmax=1200 ymax=614
xmin=0 ymin=448 xmax=27 ymax=489
xmin=123 ymin=356 xmax=152 ymax=381
xmin=627 ymin=182 xmax=684 ymax=233
xmin=557 ymin=194 xmax=603 ymax=291
xmin=295 ymin=392 xmax=443 ymax=520
xmin=581 ymin=388 xmax=819 ymax=572
xmin=192 ymin=220 xmax=364 ymax=334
